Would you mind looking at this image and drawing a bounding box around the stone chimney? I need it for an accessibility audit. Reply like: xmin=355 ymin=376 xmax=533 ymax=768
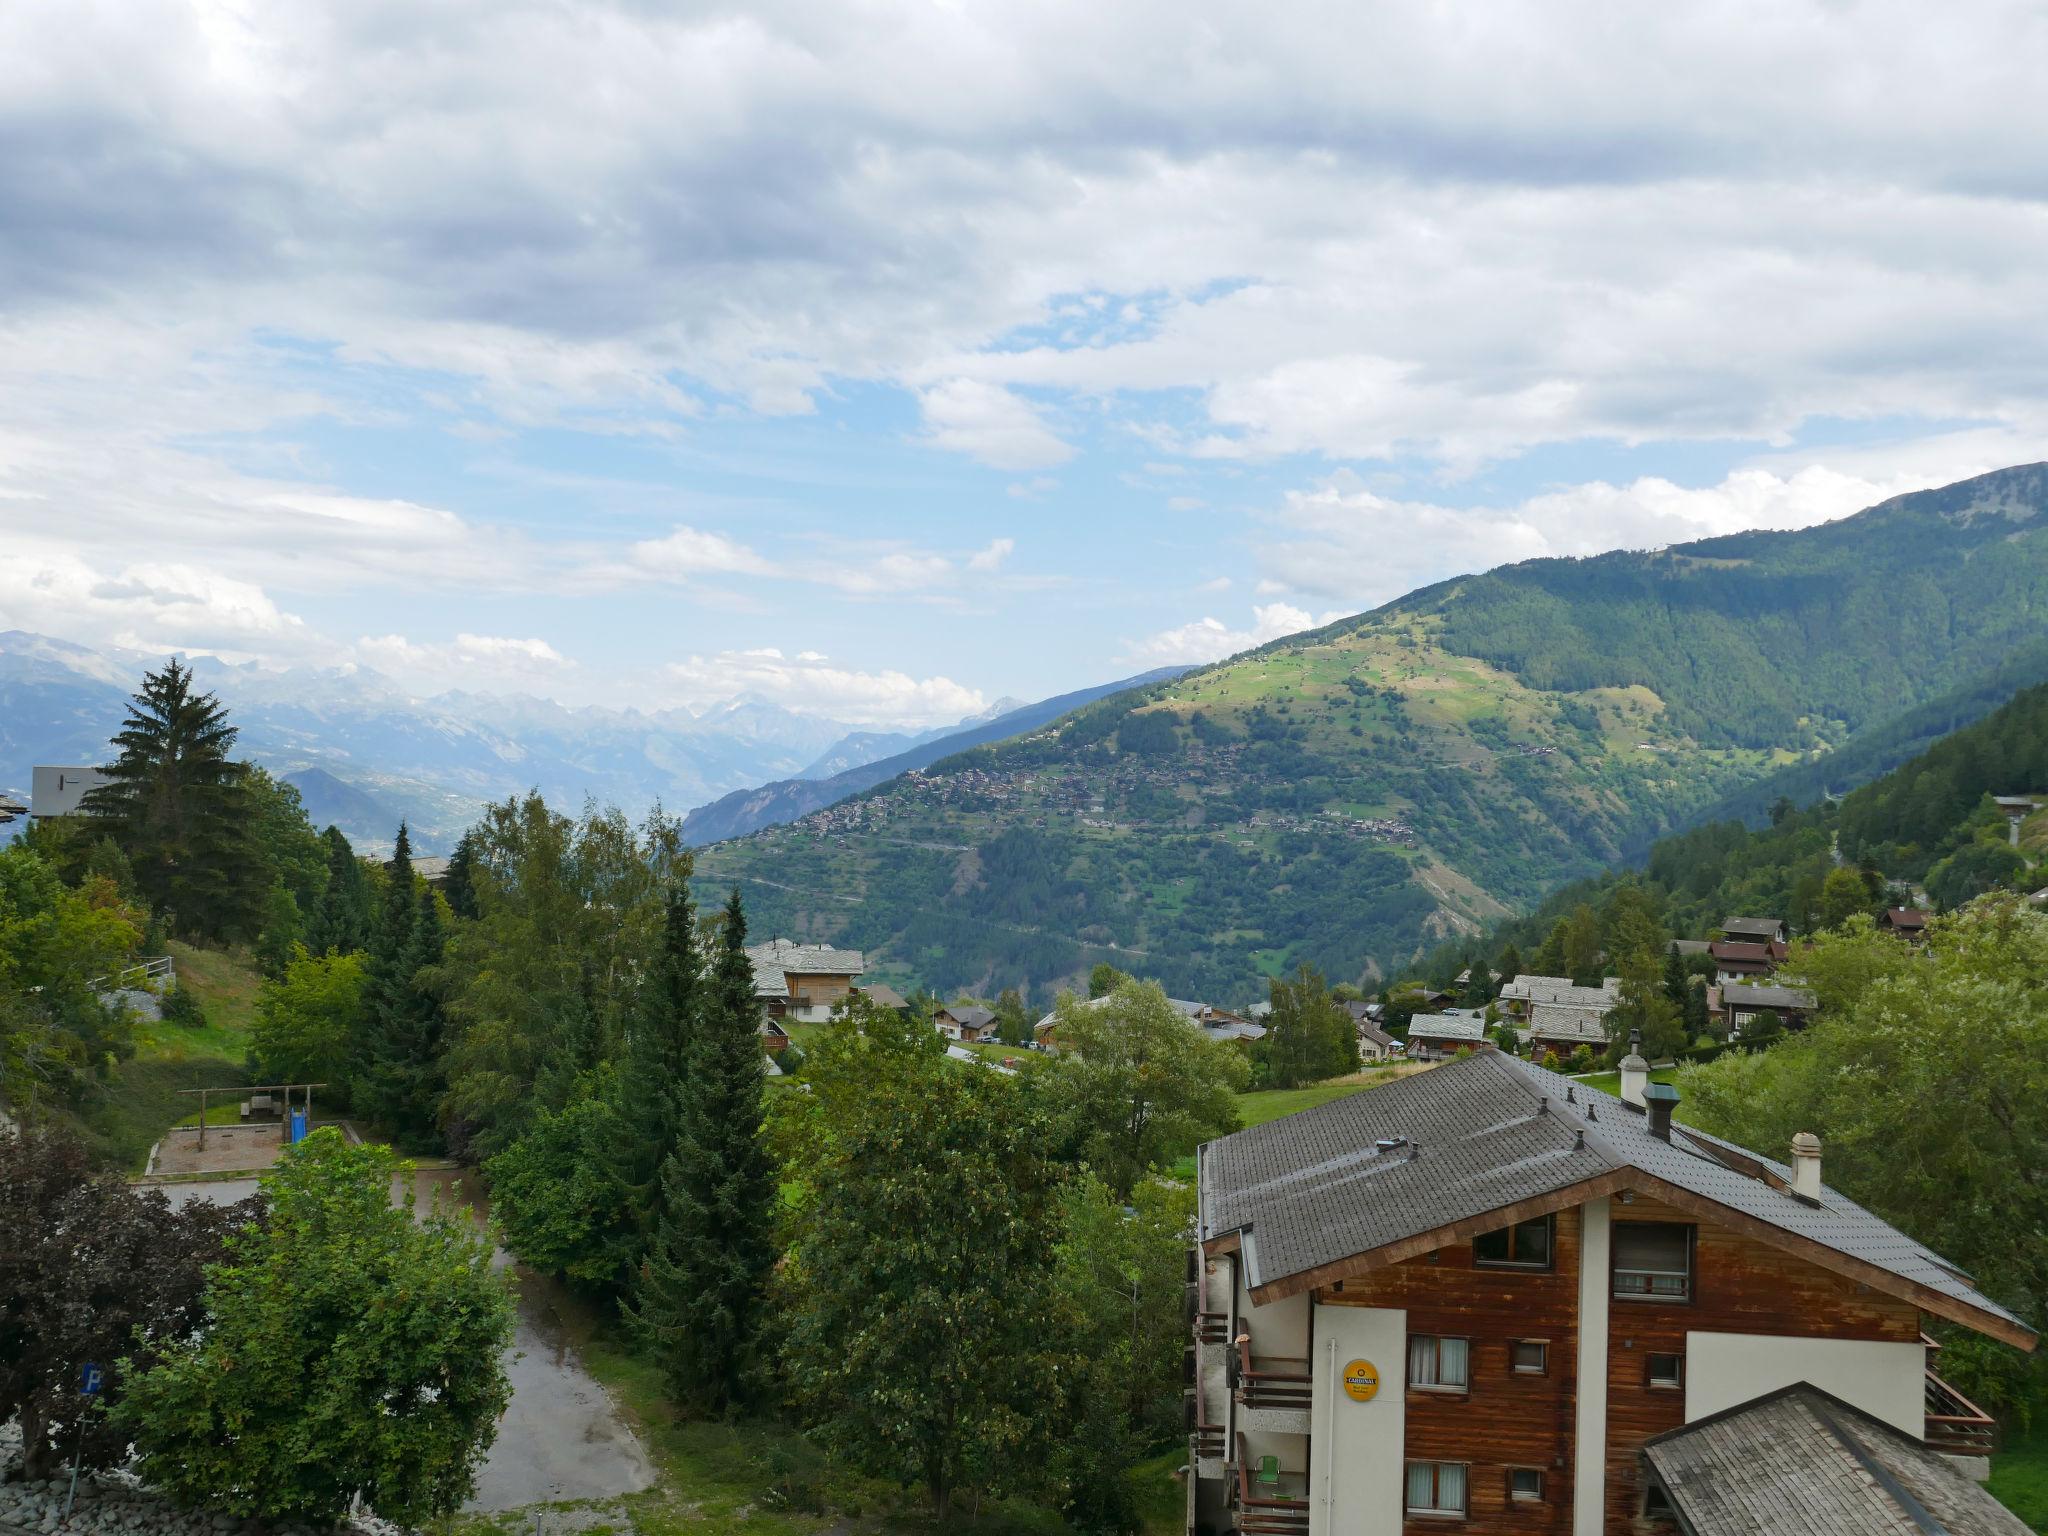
xmin=1618 ymin=1028 xmax=1649 ymax=1108
xmin=1791 ymin=1131 xmax=1823 ymax=1203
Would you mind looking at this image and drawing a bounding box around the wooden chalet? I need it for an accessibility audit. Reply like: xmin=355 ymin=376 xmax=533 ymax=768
xmin=1881 ymin=907 xmax=1930 ymax=942
xmin=935 ymin=1003 xmax=1001 ymax=1043
xmin=1183 ymin=1050 xmax=2031 ymax=1536
xmin=1715 ymin=983 xmax=1816 ymax=1037
xmin=1706 ymin=939 xmax=1786 ymax=983
xmin=746 ymin=939 xmax=865 ymax=1022
xmin=1717 ymin=916 xmax=1787 ymax=946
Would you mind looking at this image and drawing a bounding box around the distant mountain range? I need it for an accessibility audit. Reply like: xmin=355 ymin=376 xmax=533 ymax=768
xmin=692 ymin=463 xmax=2048 ymax=1004
xmin=0 ymin=630 xmax=1165 ymax=856
xmin=681 ymin=670 xmax=1188 ymax=844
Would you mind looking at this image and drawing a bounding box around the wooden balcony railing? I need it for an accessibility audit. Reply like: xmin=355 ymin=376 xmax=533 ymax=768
xmin=1925 ymin=1369 xmax=1998 ymax=1456
xmin=1233 ymin=1433 xmax=1309 ymax=1535
xmin=1192 ymin=1420 xmax=1226 ymax=1460
xmin=1194 ymin=1310 xmax=1231 ymax=1345
xmin=1234 ymin=1337 xmax=1314 ymax=1412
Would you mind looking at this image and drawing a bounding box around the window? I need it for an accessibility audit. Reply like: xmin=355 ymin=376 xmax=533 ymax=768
xmin=1613 ymin=1222 xmax=1693 ymax=1300
xmin=1474 ymin=1214 xmax=1555 ymax=1269
xmin=1406 ymin=1462 xmax=1468 ymax=1517
xmin=1408 ymin=1335 xmax=1470 ymax=1391
xmin=1511 ymin=1339 xmax=1548 ymax=1375
xmin=1648 ymin=1352 xmax=1684 ymax=1389
xmin=1509 ymin=1468 xmax=1544 ymax=1502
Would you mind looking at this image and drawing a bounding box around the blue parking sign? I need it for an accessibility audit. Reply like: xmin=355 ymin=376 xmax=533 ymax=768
xmin=79 ymin=1363 xmax=102 ymax=1397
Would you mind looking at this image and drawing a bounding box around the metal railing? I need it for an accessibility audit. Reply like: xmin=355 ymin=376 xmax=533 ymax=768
xmin=89 ymin=955 xmax=174 ymax=993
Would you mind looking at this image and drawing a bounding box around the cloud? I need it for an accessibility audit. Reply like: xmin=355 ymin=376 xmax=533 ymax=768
xmin=966 ymin=538 xmax=1015 ymax=572
xmin=0 ymin=548 xmax=308 ymax=661
xmin=352 ymin=632 xmax=573 ymax=693
xmin=917 ymin=379 xmax=1073 ymax=471
xmin=662 ymin=648 xmax=986 ymax=727
xmin=1123 ymin=603 xmax=1324 ymax=667
xmin=1254 ymin=456 xmax=2024 ymax=606
xmin=1194 ymin=576 xmax=1232 ymax=593
xmin=629 ymin=526 xmax=774 ymax=579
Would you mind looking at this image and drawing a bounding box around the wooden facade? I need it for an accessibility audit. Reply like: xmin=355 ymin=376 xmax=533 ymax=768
xmin=1322 ymin=1208 xmax=1583 ymax=1536
xmin=1304 ymin=1192 xmax=1927 ymax=1536
xmin=1602 ymin=1194 xmax=1919 ymax=1533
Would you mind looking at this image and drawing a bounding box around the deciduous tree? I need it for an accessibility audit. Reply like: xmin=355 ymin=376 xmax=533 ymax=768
xmin=118 ymin=1131 xmax=513 ymax=1525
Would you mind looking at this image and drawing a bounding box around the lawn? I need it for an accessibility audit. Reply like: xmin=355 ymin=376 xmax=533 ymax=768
xmin=59 ymin=941 xmax=261 ymax=1171
xmin=535 ymin=1310 xmax=1074 ymax=1536
xmin=1575 ymin=1066 xmax=1677 ymax=1099
xmin=1992 ymin=1418 xmax=2048 ymax=1533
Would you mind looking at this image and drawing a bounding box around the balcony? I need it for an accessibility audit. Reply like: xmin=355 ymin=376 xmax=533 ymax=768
xmin=1925 ymin=1369 xmax=1997 ymax=1457
xmin=1233 ymin=1336 xmax=1314 ymax=1413
xmin=1232 ymin=1432 xmax=1309 ymax=1536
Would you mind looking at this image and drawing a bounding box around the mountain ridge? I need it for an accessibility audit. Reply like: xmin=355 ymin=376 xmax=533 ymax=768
xmin=691 ymin=463 xmax=2048 ymax=1002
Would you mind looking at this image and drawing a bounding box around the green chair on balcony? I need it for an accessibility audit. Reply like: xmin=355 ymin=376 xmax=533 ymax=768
xmin=1255 ymin=1455 xmax=1281 ymax=1490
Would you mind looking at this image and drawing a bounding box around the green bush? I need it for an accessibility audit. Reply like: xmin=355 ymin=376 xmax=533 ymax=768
xmin=159 ymin=985 xmax=207 ymax=1031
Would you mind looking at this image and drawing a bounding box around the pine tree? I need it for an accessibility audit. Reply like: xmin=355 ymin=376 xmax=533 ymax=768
xmin=352 ymin=826 xmax=425 ymax=1132
xmin=628 ymin=889 xmax=774 ymax=1414
xmin=306 ymin=827 xmax=372 ymax=956
xmin=616 ymin=882 xmax=704 ymax=1217
xmin=442 ymin=830 xmax=481 ymax=921
xmin=81 ymin=658 xmax=258 ymax=937
xmin=1495 ymin=942 xmax=1524 ymax=984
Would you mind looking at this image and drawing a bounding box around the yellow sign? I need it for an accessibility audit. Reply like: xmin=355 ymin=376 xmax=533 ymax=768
xmin=1342 ymin=1358 xmax=1380 ymax=1402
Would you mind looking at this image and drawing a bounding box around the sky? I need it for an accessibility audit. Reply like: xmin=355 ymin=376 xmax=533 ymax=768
xmin=6 ymin=1 xmax=2048 ymax=728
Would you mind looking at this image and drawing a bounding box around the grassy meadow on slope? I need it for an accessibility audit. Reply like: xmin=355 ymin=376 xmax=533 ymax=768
xmin=697 ymin=465 xmax=2048 ymax=1002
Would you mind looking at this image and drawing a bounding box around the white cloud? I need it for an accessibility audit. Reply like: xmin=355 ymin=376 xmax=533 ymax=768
xmin=662 ymin=649 xmax=986 ymax=727
xmin=1255 ymin=454 xmax=2036 ymax=606
xmin=1123 ymin=602 xmax=1324 ymax=667
xmin=1194 ymin=576 xmax=1232 ymax=593
xmin=966 ymin=537 xmax=1015 ymax=572
xmin=352 ymin=632 xmax=573 ymax=693
xmin=629 ymin=526 xmax=773 ymax=579
xmin=1167 ymin=496 xmax=1207 ymax=511
xmin=0 ymin=547 xmax=307 ymax=661
xmin=917 ymin=379 xmax=1073 ymax=471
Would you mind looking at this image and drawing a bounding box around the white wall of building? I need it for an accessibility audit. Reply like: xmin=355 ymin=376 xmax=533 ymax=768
xmin=1685 ymin=1331 xmax=1924 ymax=1436
xmin=1307 ymin=1303 xmax=1406 ymax=1536
xmin=1573 ymin=1197 xmax=1611 ymax=1536
xmin=30 ymin=764 xmax=107 ymax=818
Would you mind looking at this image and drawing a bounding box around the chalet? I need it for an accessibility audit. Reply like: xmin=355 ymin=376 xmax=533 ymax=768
xmin=746 ymin=939 xmax=865 ymax=1022
xmin=1034 ymin=994 xmax=1266 ymax=1051
xmin=1718 ymin=916 xmax=1787 ymax=945
xmin=1495 ymin=976 xmax=1620 ymax=1056
xmin=1881 ymin=907 xmax=1930 ymax=942
xmin=858 ymin=982 xmax=910 ymax=1012
xmin=1357 ymin=1022 xmax=1399 ymax=1063
xmin=1403 ymin=1010 xmax=1487 ymax=1060
xmin=1992 ymin=795 xmax=2042 ymax=847
xmin=1184 ymin=1050 xmax=2031 ymax=1536
xmin=1716 ymin=983 xmax=1816 ymax=1037
xmin=1707 ymin=939 xmax=1787 ymax=984
xmin=935 ymin=1003 xmax=1001 ymax=1043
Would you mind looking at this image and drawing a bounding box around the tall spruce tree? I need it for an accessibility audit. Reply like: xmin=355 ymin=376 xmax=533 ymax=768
xmin=441 ymin=830 xmax=481 ymax=921
xmin=616 ymin=881 xmax=705 ymax=1216
xmin=353 ymin=826 xmax=428 ymax=1133
xmin=81 ymin=658 xmax=258 ymax=937
xmin=628 ymin=888 xmax=773 ymax=1414
xmin=305 ymin=826 xmax=372 ymax=957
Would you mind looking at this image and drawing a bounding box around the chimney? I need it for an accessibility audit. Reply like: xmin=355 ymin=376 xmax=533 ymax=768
xmin=1791 ymin=1131 xmax=1823 ymax=1203
xmin=1618 ymin=1029 xmax=1649 ymax=1109
xmin=1643 ymin=1082 xmax=1679 ymax=1141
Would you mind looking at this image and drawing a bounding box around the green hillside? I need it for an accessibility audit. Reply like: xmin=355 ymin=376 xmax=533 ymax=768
xmin=693 ymin=464 xmax=2048 ymax=1003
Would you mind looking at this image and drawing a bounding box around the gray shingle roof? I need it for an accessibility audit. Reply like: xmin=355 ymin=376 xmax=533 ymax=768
xmin=1720 ymin=983 xmax=1817 ymax=1011
xmin=943 ymin=1004 xmax=997 ymax=1029
xmin=746 ymin=938 xmax=865 ymax=996
xmin=1643 ymin=1384 xmax=2029 ymax=1536
xmin=1406 ymin=1013 xmax=1487 ymax=1043
xmin=1522 ymin=1000 xmax=1610 ymax=1043
xmin=1497 ymin=974 xmax=1621 ymax=1009
xmin=1721 ymin=916 xmax=1786 ymax=941
xmin=1197 ymin=1051 xmax=2027 ymax=1338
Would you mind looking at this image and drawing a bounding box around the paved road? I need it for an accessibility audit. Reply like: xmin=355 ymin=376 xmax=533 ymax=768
xmin=158 ymin=1170 xmax=654 ymax=1512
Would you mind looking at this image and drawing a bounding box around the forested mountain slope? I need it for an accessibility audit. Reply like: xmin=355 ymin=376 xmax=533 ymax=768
xmin=1440 ymin=676 xmax=2048 ymax=974
xmin=693 ymin=464 xmax=2048 ymax=1003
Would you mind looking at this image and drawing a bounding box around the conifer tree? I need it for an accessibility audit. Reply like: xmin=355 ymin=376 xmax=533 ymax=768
xmin=442 ymin=830 xmax=481 ymax=921
xmin=352 ymin=826 xmax=435 ymax=1135
xmin=616 ymin=881 xmax=704 ymax=1215
xmin=305 ymin=826 xmax=372 ymax=956
xmin=628 ymin=889 xmax=773 ymax=1414
xmin=81 ymin=658 xmax=257 ymax=937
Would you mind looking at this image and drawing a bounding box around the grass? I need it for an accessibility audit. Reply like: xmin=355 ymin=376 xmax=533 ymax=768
xmin=1992 ymin=1418 xmax=2048 ymax=1533
xmin=58 ymin=941 xmax=262 ymax=1172
xmin=1167 ymin=1066 xmax=1422 ymax=1179
xmin=544 ymin=1306 xmax=1071 ymax=1536
xmin=1128 ymin=1447 xmax=1186 ymax=1535
xmin=1576 ymin=1067 xmax=1678 ymax=1099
